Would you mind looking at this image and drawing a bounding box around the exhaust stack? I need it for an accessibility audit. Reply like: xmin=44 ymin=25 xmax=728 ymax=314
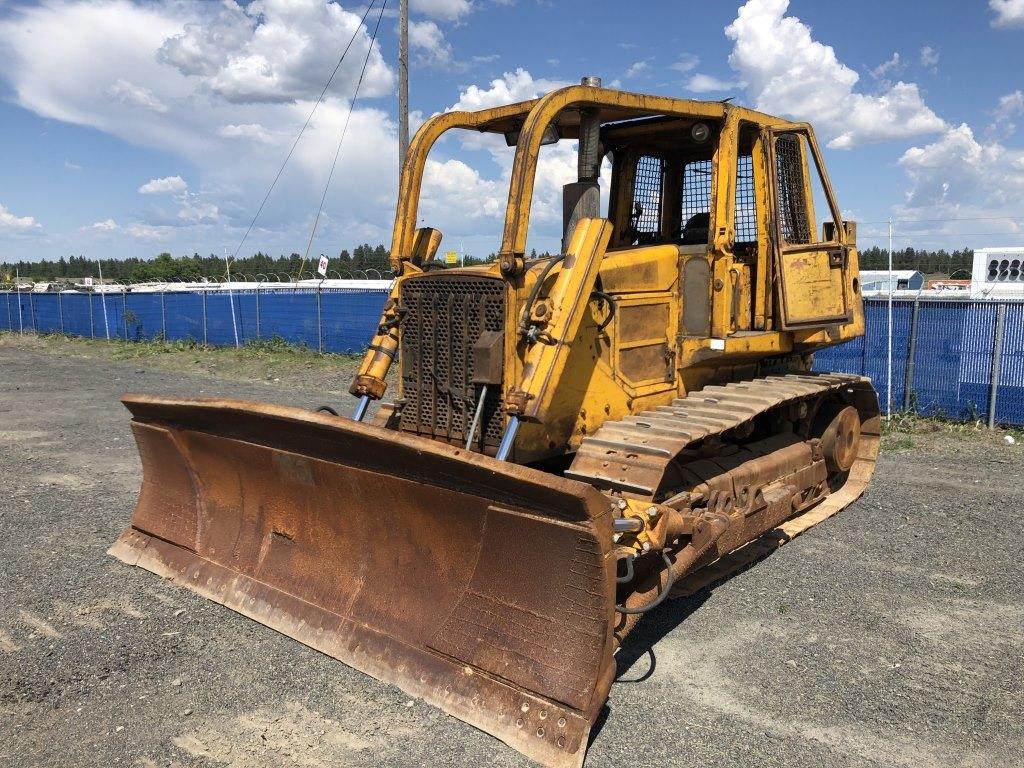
xmin=562 ymin=77 xmax=602 ymax=252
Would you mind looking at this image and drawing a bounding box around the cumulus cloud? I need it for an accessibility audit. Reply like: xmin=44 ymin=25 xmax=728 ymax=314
xmin=91 ymin=218 xmax=120 ymax=231
xmin=897 ymin=124 xmax=1024 ymax=211
xmin=0 ymin=0 xmax=401 ymax=255
xmin=870 ymin=52 xmax=902 ymax=80
xmin=411 ymin=0 xmax=474 ymax=22
xmin=894 ymin=124 xmax=1024 ymax=242
xmin=993 ymin=90 xmax=1024 ymax=135
xmin=624 ymin=60 xmax=649 ymax=79
xmin=669 ymin=54 xmax=699 ymax=73
xmin=218 ymin=122 xmax=274 ymax=142
xmin=449 ymin=68 xmax=568 ymax=111
xmin=686 ymin=73 xmax=742 ymax=93
xmin=990 ymin=0 xmax=1024 ymax=28
xmin=157 ymin=0 xmax=393 ymax=104
xmin=106 ymin=78 xmax=168 ymax=113
xmin=0 ymin=203 xmax=40 ymax=231
xmin=126 ymin=223 xmax=172 ymax=240
xmin=409 ymin=20 xmax=454 ymax=68
xmin=726 ymin=0 xmax=946 ymax=148
xmin=64 ymin=160 xmax=82 ymax=172
xmin=920 ymin=46 xmax=939 ymax=70
xmin=138 ymin=175 xmax=188 ymax=195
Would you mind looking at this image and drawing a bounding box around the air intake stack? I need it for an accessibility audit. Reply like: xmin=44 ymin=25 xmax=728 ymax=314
xmin=562 ymin=77 xmax=603 ymax=252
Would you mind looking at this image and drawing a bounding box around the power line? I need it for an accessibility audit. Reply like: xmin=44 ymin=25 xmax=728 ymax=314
xmin=228 ymin=1 xmax=376 ymax=263
xmin=858 ymin=215 xmax=1024 ymax=225
xmin=298 ymin=0 xmax=387 ymax=279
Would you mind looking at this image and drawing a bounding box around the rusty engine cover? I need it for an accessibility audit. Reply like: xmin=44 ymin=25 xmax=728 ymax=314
xmin=109 ymin=395 xmax=617 ymax=768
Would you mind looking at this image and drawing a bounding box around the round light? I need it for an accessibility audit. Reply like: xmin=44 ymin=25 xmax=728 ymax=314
xmin=691 ymin=122 xmax=710 ymax=143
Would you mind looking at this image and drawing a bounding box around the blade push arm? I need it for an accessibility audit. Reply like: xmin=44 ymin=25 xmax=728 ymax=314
xmin=505 ymin=218 xmax=612 ymax=424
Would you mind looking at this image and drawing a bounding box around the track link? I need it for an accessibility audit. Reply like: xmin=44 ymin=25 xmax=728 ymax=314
xmin=566 ymin=373 xmax=879 ymax=501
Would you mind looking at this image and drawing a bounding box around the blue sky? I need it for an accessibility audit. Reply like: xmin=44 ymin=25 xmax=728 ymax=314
xmin=1 ymin=0 xmax=1024 ymax=266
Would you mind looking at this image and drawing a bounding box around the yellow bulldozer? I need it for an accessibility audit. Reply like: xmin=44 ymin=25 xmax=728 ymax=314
xmin=110 ymin=80 xmax=878 ymax=767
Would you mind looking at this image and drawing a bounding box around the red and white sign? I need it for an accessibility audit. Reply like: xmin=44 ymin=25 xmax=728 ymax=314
xmin=317 ymin=255 xmax=329 ymax=277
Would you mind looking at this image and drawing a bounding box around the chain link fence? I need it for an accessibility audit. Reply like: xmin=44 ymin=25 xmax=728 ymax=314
xmin=1 ymin=286 xmax=388 ymax=355
xmin=4 ymin=290 xmax=1024 ymax=427
xmin=813 ymin=297 xmax=1024 ymax=427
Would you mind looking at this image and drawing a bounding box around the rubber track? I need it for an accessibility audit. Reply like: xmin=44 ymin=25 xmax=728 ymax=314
xmin=565 ymin=372 xmax=874 ymax=500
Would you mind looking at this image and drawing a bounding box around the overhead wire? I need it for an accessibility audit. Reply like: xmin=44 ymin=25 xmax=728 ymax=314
xmin=227 ymin=1 xmax=377 ymax=264
xmin=298 ymin=0 xmax=387 ymax=280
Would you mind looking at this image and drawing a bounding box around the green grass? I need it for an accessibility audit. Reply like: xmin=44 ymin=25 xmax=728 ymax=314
xmin=879 ymin=408 xmax=1021 ymax=449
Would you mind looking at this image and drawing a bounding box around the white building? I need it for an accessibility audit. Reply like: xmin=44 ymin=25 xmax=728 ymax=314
xmin=859 ymin=270 xmax=924 ymax=294
xmin=971 ymin=247 xmax=1024 ymax=299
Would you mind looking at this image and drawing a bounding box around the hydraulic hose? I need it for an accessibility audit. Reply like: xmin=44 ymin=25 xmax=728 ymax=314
xmin=615 ymin=552 xmax=674 ymax=614
xmin=517 ymin=254 xmax=565 ymax=338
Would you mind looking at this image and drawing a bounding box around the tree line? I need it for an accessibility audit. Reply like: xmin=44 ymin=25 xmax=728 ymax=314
xmin=857 ymin=246 xmax=974 ymax=275
xmin=3 ymin=245 xmax=976 ymax=283
xmin=0 ymin=245 xmax=393 ymax=283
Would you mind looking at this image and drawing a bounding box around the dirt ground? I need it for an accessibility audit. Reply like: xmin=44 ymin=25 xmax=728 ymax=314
xmin=1 ymin=333 xmax=1022 ymax=768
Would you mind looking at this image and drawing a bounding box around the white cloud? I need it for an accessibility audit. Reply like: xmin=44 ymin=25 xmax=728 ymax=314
xmin=138 ymin=175 xmax=188 ymax=195
xmin=411 ymin=0 xmax=474 ymax=21
xmin=449 ymin=68 xmax=568 ymax=111
xmin=624 ymin=60 xmax=649 ymax=78
xmin=106 ymin=78 xmax=168 ymax=113
xmin=990 ymin=0 xmax=1024 ymax=28
xmin=218 ymin=123 xmax=273 ymax=143
xmin=176 ymin=191 xmax=220 ymax=223
xmin=126 ymin=223 xmax=172 ymax=240
xmin=409 ymin=20 xmax=453 ymax=68
xmin=0 ymin=203 xmax=40 ymax=231
xmin=994 ymin=90 xmax=1024 ymax=125
xmin=0 ymin=0 xmax=401 ymax=255
xmin=726 ymin=0 xmax=946 ymax=149
xmin=686 ymin=73 xmax=742 ymax=93
xmin=91 ymin=218 xmax=120 ymax=231
xmin=669 ymin=54 xmax=699 ymax=73
xmin=870 ymin=52 xmax=902 ymax=80
xmin=895 ymin=124 xmax=1024 ymax=242
xmin=157 ymin=0 xmax=393 ymax=104
xmin=64 ymin=160 xmax=82 ymax=172
xmin=920 ymin=46 xmax=939 ymax=69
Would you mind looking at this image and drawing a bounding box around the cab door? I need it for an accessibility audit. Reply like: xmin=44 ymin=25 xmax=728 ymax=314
xmin=766 ymin=124 xmax=851 ymax=329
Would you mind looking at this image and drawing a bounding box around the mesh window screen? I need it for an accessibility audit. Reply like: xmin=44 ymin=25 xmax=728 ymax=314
xmin=681 ymin=159 xmax=712 ymax=226
xmin=633 ymin=155 xmax=663 ymax=234
xmin=735 ymin=154 xmax=757 ymax=242
xmin=775 ymin=134 xmax=812 ymax=244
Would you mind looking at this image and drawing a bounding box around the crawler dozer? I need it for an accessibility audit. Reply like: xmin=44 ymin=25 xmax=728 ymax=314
xmin=111 ymin=80 xmax=878 ymax=767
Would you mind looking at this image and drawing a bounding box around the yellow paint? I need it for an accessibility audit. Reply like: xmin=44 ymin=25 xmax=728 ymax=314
xmin=350 ymin=84 xmax=867 ymax=463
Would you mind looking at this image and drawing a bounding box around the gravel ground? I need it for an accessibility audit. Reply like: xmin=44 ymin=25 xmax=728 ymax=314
xmin=1 ymin=337 xmax=1022 ymax=768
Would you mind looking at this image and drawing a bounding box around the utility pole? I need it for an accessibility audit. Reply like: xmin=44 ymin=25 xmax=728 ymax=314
xmin=398 ymin=0 xmax=409 ymax=179
xmin=886 ymin=217 xmax=893 ymax=420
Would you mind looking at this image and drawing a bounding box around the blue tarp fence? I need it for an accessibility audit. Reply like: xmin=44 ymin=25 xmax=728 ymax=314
xmin=812 ymin=298 xmax=1024 ymax=427
xmin=3 ymin=291 xmax=1024 ymax=426
xmin=0 ymin=287 xmax=387 ymax=355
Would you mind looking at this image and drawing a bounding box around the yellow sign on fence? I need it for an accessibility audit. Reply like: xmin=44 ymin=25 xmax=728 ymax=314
xmin=444 ymin=251 xmax=458 ymax=265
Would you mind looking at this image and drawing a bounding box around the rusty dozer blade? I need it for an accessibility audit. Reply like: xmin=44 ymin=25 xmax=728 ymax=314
xmin=109 ymin=395 xmax=617 ymax=768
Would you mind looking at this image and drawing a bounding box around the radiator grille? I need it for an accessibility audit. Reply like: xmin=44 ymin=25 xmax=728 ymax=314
xmin=398 ymin=275 xmax=506 ymax=448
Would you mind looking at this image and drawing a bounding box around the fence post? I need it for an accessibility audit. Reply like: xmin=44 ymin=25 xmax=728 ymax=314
xmin=122 ymin=291 xmax=129 ymax=341
xmin=29 ymin=292 xmax=36 ymax=330
xmin=255 ymin=284 xmax=261 ymax=339
xmin=201 ymin=289 xmax=208 ymax=346
xmin=160 ymin=290 xmax=167 ymax=342
xmin=902 ymin=298 xmax=920 ymax=412
xmin=88 ymin=291 xmax=95 ymax=338
xmin=987 ymin=303 xmax=1007 ymax=429
xmin=5 ymin=291 xmax=11 ymax=332
xmin=17 ymin=290 xmax=23 ymax=335
xmin=316 ymin=283 xmax=323 ymax=354
xmin=57 ymin=290 xmax=65 ymax=333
